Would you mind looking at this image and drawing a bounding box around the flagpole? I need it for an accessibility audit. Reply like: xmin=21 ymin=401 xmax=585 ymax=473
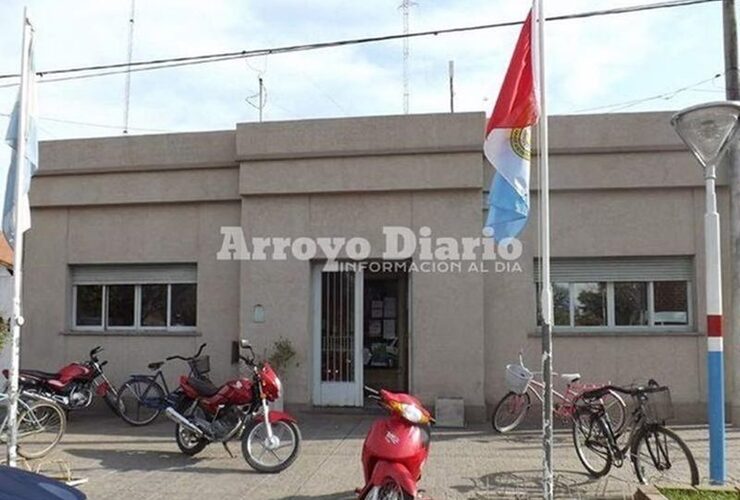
xmin=534 ymin=0 xmax=553 ymax=498
xmin=6 ymin=8 xmax=32 ymax=467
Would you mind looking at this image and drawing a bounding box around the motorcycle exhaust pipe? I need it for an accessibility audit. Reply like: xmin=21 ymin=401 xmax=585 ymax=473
xmin=164 ymin=407 xmax=204 ymax=437
xmin=21 ymin=390 xmax=61 ymax=406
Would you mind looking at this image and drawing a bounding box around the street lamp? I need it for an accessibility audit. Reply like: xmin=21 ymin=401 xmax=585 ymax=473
xmin=671 ymin=101 xmax=740 ymax=485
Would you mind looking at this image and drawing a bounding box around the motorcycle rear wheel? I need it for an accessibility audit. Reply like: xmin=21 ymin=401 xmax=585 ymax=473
xmin=242 ymin=419 xmax=301 ymax=473
xmin=175 ymin=423 xmax=208 ymax=456
xmin=174 ymin=401 xmax=208 ymax=456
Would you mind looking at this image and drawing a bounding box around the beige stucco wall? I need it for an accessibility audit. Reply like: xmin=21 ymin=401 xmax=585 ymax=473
xmin=21 ymin=110 xmax=737 ymax=424
xmin=22 ymin=202 xmax=241 ymax=387
xmin=484 ymin=111 xmax=735 ymax=422
xmin=236 ymin=113 xmax=486 ymax=417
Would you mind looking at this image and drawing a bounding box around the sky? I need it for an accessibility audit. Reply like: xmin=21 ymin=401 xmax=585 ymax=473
xmin=0 ymin=0 xmax=726 ymax=147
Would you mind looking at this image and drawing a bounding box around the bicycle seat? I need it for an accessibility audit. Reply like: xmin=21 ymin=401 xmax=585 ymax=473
xmin=561 ymin=373 xmax=581 ymax=383
xmin=187 ymin=377 xmax=220 ymax=397
xmin=148 ymin=361 xmax=165 ymax=371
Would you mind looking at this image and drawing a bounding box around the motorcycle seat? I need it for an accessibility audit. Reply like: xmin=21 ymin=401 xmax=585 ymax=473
xmin=187 ymin=377 xmax=220 ymax=397
xmin=20 ymin=369 xmax=59 ymax=380
xmin=148 ymin=361 xmax=165 ymax=371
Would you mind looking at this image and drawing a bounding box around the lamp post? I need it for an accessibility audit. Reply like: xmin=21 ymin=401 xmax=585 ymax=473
xmin=671 ymin=101 xmax=740 ymax=485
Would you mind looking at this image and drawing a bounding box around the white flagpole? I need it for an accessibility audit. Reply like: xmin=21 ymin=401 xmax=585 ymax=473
xmin=534 ymin=0 xmax=553 ymax=498
xmin=6 ymin=8 xmax=32 ymax=467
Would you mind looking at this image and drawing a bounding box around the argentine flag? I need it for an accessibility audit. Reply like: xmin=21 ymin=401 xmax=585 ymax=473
xmin=484 ymin=11 xmax=539 ymax=241
xmin=3 ymin=36 xmax=38 ymax=249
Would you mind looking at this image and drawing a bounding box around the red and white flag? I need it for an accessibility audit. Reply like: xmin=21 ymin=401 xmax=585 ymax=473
xmin=484 ymin=11 xmax=539 ymax=240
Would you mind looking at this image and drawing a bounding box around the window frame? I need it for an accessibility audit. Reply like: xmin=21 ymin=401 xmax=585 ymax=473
xmin=72 ymin=282 xmax=197 ymax=333
xmin=72 ymin=284 xmax=105 ymax=331
xmin=536 ymin=280 xmax=693 ymax=334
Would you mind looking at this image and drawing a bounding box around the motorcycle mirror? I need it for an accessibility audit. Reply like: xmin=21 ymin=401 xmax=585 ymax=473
xmin=239 ymin=339 xmax=251 ymax=349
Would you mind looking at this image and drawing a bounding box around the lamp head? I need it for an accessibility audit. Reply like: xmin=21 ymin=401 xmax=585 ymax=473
xmin=671 ymin=101 xmax=740 ymax=169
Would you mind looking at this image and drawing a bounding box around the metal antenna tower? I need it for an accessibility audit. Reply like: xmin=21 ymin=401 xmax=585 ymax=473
xmin=123 ymin=0 xmax=135 ymax=134
xmin=400 ymin=0 xmax=416 ymax=114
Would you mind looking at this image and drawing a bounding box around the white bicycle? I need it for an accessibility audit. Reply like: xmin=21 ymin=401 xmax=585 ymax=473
xmin=0 ymin=390 xmax=66 ymax=459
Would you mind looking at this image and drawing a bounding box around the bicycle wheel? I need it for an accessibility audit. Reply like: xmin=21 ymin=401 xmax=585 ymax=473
xmin=572 ymin=407 xmax=612 ymax=477
xmin=631 ymin=425 xmax=699 ymax=486
xmin=17 ymin=400 xmax=66 ymax=459
xmin=491 ymin=391 xmax=531 ymax=433
xmin=602 ymin=390 xmax=627 ymax=435
xmin=117 ymin=378 xmax=165 ymax=426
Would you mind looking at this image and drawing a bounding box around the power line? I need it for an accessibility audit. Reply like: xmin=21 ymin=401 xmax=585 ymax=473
xmin=0 ymin=0 xmax=720 ymax=85
xmin=0 ymin=111 xmax=172 ymax=132
xmin=573 ymin=73 xmax=723 ymax=113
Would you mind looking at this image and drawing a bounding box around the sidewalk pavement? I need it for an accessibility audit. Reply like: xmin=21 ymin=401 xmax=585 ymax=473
xmin=7 ymin=412 xmax=740 ymax=499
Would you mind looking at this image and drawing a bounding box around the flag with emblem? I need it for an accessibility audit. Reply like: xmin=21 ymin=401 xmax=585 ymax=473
xmin=484 ymin=11 xmax=539 ymax=240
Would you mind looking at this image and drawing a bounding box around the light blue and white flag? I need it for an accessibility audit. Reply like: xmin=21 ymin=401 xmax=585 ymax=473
xmin=3 ymin=37 xmax=38 ymax=249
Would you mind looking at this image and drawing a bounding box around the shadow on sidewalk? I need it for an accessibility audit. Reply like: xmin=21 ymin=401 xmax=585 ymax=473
xmin=288 ymin=492 xmax=356 ymax=500
xmin=64 ymin=447 xmax=258 ymax=475
xmin=450 ymin=468 xmax=632 ymax=499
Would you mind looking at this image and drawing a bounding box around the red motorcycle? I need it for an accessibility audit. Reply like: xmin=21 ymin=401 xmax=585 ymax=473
xmin=3 ymin=346 xmax=121 ymax=415
xmin=358 ymin=386 xmax=434 ymax=500
xmin=164 ymin=339 xmax=301 ymax=473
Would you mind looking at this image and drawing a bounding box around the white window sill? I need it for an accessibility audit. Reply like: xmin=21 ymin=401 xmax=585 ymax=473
xmin=528 ymin=329 xmax=701 ymax=337
xmin=61 ymin=330 xmax=201 ymax=337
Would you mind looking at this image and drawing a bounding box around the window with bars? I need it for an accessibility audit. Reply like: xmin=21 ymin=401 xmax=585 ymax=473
xmin=71 ymin=264 xmax=197 ymax=332
xmin=535 ymin=257 xmax=693 ymax=332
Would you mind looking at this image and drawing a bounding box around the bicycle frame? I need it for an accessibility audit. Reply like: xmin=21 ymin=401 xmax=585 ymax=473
xmin=580 ymin=391 xmax=650 ymax=467
xmin=518 ymin=354 xmax=599 ymax=421
xmin=127 ymin=369 xmax=174 ymax=410
xmin=0 ymin=392 xmax=36 ymax=441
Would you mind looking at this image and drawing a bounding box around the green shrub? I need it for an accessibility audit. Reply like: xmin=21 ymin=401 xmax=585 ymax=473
xmin=267 ymin=337 xmax=297 ymax=373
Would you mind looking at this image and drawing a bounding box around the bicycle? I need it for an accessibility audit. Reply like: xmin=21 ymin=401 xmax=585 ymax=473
xmin=491 ymin=352 xmax=626 ymax=434
xmin=116 ymin=343 xmax=211 ymax=426
xmin=0 ymin=390 xmax=66 ymax=459
xmin=572 ymin=380 xmax=699 ymax=485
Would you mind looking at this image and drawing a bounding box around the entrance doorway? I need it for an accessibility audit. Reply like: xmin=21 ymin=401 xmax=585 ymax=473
xmin=362 ymin=270 xmax=408 ymax=394
xmin=312 ymin=264 xmax=409 ymax=407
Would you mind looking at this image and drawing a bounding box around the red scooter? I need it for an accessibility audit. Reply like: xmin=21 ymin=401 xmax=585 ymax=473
xmin=358 ymin=386 xmax=434 ymax=500
xmin=3 ymin=346 xmax=121 ymax=415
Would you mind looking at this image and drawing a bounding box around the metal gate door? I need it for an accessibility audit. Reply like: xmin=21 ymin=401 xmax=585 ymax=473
xmin=312 ymin=266 xmax=363 ymax=406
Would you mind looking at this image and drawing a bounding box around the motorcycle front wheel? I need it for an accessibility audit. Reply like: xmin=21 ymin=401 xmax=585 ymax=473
xmin=241 ymin=419 xmax=301 ymax=473
xmin=367 ymin=479 xmax=414 ymax=500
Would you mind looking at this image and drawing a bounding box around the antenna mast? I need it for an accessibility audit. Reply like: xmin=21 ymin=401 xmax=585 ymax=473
xmin=123 ymin=0 xmax=135 ymax=134
xmin=401 ymin=0 xmax=416 ymax=114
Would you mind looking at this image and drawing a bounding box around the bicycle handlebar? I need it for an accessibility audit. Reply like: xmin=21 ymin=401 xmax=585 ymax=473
xmin=578 ymin=379 xmax=663 ymax=401
xmin=166 ymin=343 xmax=207 ymax=362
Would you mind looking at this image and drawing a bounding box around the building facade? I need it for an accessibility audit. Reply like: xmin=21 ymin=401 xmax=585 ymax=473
xmin=20 ymin=111 xmax=739 ymax=423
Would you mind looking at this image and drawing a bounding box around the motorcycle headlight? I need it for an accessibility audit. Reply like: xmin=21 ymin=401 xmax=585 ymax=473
xmin=398 ymin=403 xmax=429 ymax=424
